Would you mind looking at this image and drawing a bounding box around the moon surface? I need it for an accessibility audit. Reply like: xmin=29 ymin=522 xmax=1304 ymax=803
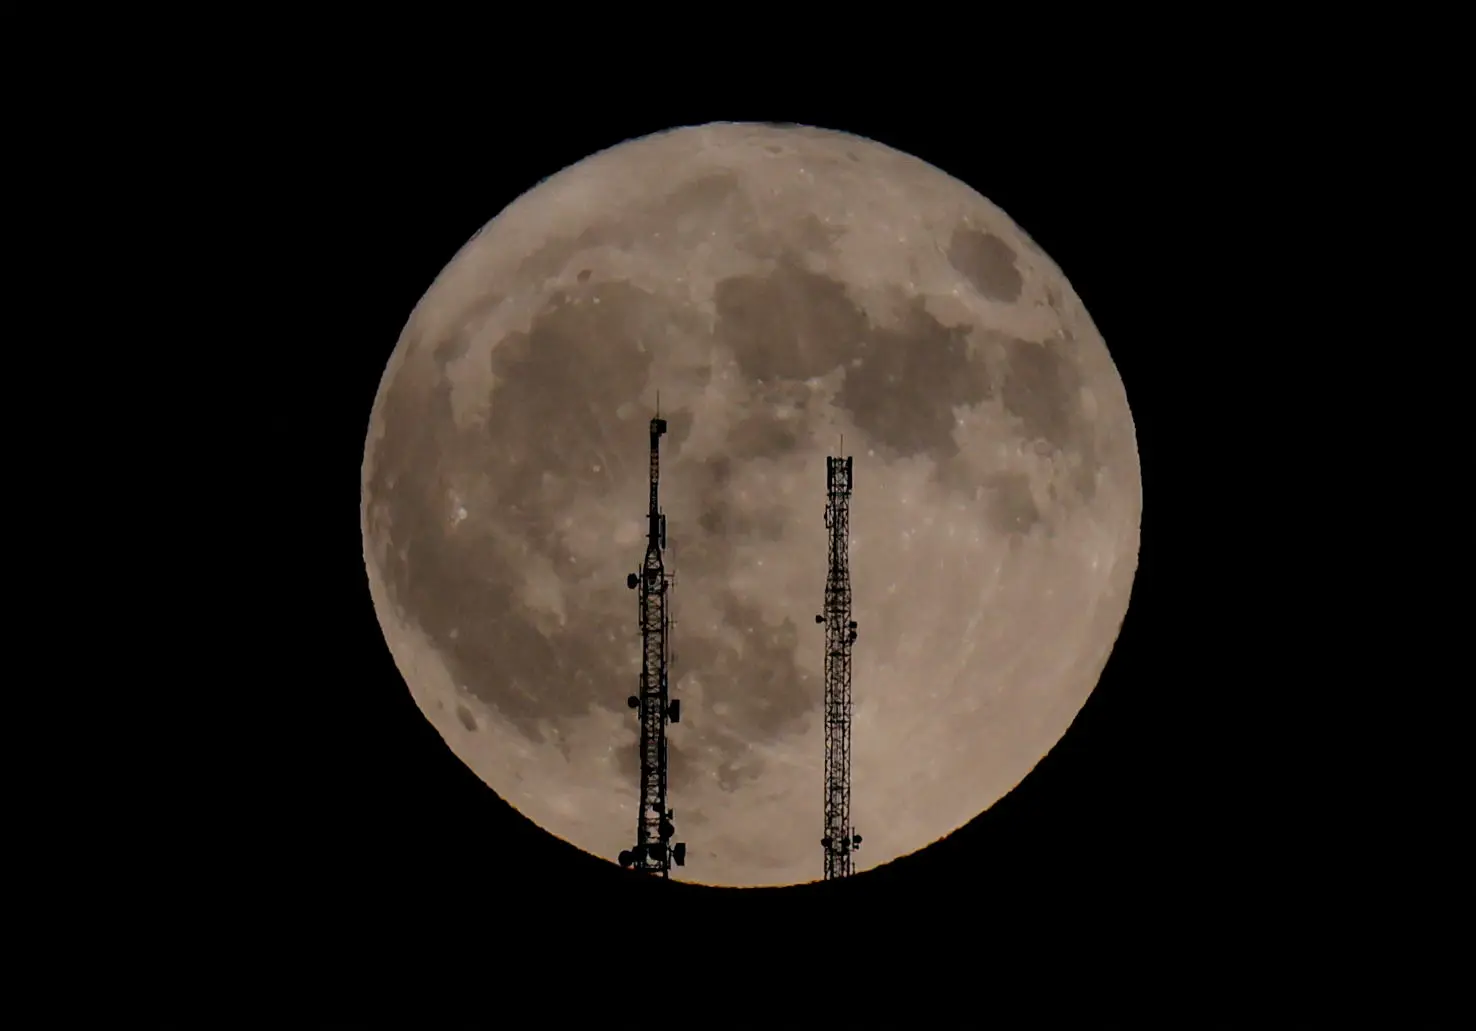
xmin=360 ymin=122 xmax=1141 ymax=887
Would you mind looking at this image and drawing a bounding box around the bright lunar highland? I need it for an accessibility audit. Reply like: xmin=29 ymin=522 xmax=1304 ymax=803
xmin=361 ymin=122 xmax=1142 ymax=887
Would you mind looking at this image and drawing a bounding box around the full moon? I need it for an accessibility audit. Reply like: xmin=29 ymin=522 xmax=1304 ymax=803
xmin=361 ymin=122 xmax=1141 ymax=887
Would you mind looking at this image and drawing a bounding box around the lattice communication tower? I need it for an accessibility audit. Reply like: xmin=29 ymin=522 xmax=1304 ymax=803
xmin=617 ymin=414 xmax=686 ymax=877
xmin=816 ymin=452 xmax=861 ymax=879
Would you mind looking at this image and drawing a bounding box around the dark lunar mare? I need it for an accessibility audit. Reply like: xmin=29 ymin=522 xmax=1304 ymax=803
xmin=366 ymin=272 xmax=828 ymax=806
xmin=947 ymin=226 xmax=1024 ymax=303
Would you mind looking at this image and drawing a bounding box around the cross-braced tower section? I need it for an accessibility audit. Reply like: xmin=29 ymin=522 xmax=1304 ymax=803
xmin=816 ymin=454 xmax=861 ymax=879
xmin=618 ymin=415 xmax=686 ymax=877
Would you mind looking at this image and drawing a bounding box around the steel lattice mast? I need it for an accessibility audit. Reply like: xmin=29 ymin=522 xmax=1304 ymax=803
xmin=816 ymin=451 xmax=861 ymax=879
xmin=618 ymin=413 xmax=686 ymax=877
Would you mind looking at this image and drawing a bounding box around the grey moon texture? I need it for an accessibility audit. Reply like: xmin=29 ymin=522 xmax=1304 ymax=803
xmin=360 ymin=122 xmax=1141 ymax=887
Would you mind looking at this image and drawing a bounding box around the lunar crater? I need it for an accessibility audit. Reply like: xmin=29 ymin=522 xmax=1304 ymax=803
xmin=456 ymin=704 xmax=478 ymax=732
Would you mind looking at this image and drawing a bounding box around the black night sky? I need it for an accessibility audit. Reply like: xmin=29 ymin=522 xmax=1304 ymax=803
xmin=238 ymin=88 xmax=1445 ymax=989
xmin=269 ymin=111 xmax=1247 ymax=904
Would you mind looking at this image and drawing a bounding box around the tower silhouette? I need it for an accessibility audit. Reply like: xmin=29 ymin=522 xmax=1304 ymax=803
xmin=617 ymin=412 xmax=686 ymax=877
xmin=816 ymin=451 xmax=861 ymax=879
